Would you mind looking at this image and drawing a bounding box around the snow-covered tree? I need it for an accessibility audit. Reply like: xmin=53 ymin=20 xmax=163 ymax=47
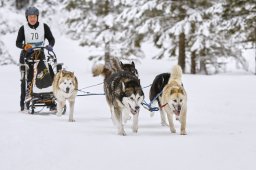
xmin=0 ymin=41 xmax=16 ymax=65
xmin=117 ymin=0 xmax=216 ymax=73
xmin=16 ymin=0 xmax=29 ymax=9
xmin=221 ymin=0 xmax=256 ymax=45
xmin=0 ymin=0 xmax=248 ymax=74
xmin=211 ymin=0 xmax=256 ymax=72
xmin=0 ymin=3 xmax=19 ymax=65
xmin=63 ymin=0 xmax=143 ymax=61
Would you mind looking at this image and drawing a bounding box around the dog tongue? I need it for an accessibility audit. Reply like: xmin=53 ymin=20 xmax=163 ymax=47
xmin=174 ymin=110 xmax=180 ymax=116
xmin=131 ymin=109 xmax=137 ymax=115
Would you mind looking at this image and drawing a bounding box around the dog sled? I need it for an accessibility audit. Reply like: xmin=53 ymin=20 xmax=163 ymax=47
xmin=20 ymin=47 xmax=66 ymax=114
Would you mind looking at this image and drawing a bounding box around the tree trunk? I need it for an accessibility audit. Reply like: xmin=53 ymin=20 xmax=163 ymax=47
xmin=199 ymin=49 xmax=207 ymax=74
xmin=104 ymin=0 xmax=109 ymax=15
xmin=191 ymin=50 xmax=196 ymax=74
xmin=178 ymin=32 xmax=186 ymax=72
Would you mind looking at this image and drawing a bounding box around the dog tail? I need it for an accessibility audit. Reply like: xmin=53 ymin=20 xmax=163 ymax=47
xmin=170 ymin=65 xmax=182 ymax=81
xmin=105 ymin=56 xmax=122 ymax=72
xmin=92 ymin=63 xmax=105 ymax=77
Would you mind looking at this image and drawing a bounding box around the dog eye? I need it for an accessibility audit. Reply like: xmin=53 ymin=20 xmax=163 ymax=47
xmin=130 ymin=97 xmax=134 ymax=100
xmin=69 ymin=83 xmax=72 ymax=85
xmin=180 ymin=99 xmax=183 ymax=102
xmin=173 ymin=99 xmax=177 ymax=103
xmin=64 ymin=82 xmax=66 ymax=85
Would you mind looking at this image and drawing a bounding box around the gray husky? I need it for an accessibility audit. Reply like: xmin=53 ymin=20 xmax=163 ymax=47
xmin=92 ymin=56 xmax=144 ymax=136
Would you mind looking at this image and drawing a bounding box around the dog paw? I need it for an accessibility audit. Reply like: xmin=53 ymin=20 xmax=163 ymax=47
xmin=50 ymin=110 xmax=57 ymax=114
xmin=132 ymin=128 xmax=138 ymax=133
xmin=118 ymin=131 xmax=126 ymax=136
xmin=161 ymin=121 xmax=168 ymax=126
xmin=69 ymin=119 xmax=75 ymax=122
xmin=56 ymin=112 xmax=62 ymax=117
xmin=180 ymin=130 xmax=187 ymax=135
xmin=170 ymin=129 xmax=176 ymax=133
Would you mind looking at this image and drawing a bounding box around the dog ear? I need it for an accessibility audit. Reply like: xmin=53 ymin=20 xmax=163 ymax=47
xmin=138 ymin=79 xmax=141 ymax=85
xmin=170 ymin=89 xmax=177 ymax=95
xmin=60 ymin=70 xmax=63 ymax=77
xmin=132 ymin=61 xmax=135 ymax=66
xmin=120 ymin=61 xmax=124 ymax=67
xmin=170 ymin=89 xmax=174 ymax=95
xmin=178 ymin=88 xmax=184 ymax=95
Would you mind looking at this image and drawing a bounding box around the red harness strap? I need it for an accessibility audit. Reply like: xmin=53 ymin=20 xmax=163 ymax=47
xmin=160 ymin=103 xmax=168 ymax=109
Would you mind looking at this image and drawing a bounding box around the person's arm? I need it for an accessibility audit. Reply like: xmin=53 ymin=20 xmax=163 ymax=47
xmin=16 ymin=26 xmax=25 ymax=49
xmin=44 ymin=23 xmax=55 ymax=47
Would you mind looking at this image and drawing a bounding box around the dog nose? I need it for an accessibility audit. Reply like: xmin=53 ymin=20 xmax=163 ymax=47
xmin=177 ymin=105 xmax=181 ymax=111
xmin=135 ymin=106 xmax=140 ymax=110
xmin=66 ymin=87 xmax=70 ymax=93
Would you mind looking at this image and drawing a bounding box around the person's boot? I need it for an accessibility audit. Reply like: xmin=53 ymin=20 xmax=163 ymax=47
xmin=20 ymin=105 xmax=24 ymax=112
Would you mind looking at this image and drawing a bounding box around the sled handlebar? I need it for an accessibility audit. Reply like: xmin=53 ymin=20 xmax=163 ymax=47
xmin=26 ymin=46 xmax=57 ymax=63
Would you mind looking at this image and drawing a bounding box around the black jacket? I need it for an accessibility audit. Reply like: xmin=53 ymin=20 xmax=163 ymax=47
xmin=16 ymin=22 xmax=55 ymax=49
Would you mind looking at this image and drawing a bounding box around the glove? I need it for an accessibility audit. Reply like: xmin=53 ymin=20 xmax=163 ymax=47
xmin=45 ymin=45 xmax=53 ymax=51
xmin=27 ymin=48 xmax=34 ymax=53
xmin=23 ymin=44 xmax=33 ymax=52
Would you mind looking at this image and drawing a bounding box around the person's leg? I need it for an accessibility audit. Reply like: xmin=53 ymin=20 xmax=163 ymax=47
xmin=20 ymin=75 xmax=26 ymax=110
xmin=25 ymin=63 xmax=33 ymax=102
xmin=19 ymin=51 xmax=26 ymax=111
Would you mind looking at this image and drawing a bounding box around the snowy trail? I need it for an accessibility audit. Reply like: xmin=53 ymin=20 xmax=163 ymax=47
xmin=1 ymin=35 xmax=256 ymax=170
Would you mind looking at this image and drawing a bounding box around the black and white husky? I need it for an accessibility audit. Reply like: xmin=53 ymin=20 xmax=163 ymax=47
xmin=92 ymin=56 xmax=144 ymax=136
xmin=149 ymin=73 xmax=170 ymax=126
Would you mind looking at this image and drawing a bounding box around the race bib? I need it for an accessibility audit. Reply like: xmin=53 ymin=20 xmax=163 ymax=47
xmin=24 ymin=23 xmax=45 ymax=47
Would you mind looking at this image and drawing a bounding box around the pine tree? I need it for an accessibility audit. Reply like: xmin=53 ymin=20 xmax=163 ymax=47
xmin=214 ymin=0 xmax=255 ymax=72
xmin=61 ymin=0 xmax=251 ymax=73
xmin=117 ymin=0 xmax=214 ymax=73
xmin=222 ymin=0 xmax=256 ymax=45
xmin=63 ymin=0 xmax=139 ymax=61
xmin=184 ymin=0 xmax=248 ymax=74
xmin=16 ymin=0 xmax=29 ymax=9
xmin=0 ymin=4 xmax=18 ymax=65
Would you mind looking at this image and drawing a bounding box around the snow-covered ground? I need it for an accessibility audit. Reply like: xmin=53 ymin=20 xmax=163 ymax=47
xmin=0 ymin=31 xmax=256 ymax=170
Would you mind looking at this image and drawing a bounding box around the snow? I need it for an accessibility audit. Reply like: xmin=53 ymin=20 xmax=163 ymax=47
xmin=1 ymin=2 xmax=256 ymax=169
xmin=1 ymin=33 xmax=256 ymax=170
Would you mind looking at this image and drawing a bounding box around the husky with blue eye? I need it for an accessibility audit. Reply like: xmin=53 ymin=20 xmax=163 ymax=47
xmin=53 ymin=70 xmax=78 ymax=122
xmin=92 ymin=55 xmax=144 ymax=136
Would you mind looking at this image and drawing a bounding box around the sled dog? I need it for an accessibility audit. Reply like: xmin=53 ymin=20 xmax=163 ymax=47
xmin=149 ymin=73 xmax=170 ymax=126
xmin=92 ymin=56 xmax=144 ymax=136
xmin=53 ymin=70 xmax=78 ymax=122
xmin=150 ymin=65 xmax=187 ymax=135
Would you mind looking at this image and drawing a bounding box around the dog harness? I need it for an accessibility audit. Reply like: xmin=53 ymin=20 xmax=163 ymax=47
xmin=24 ymin=23 xmax=45 ymax=47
